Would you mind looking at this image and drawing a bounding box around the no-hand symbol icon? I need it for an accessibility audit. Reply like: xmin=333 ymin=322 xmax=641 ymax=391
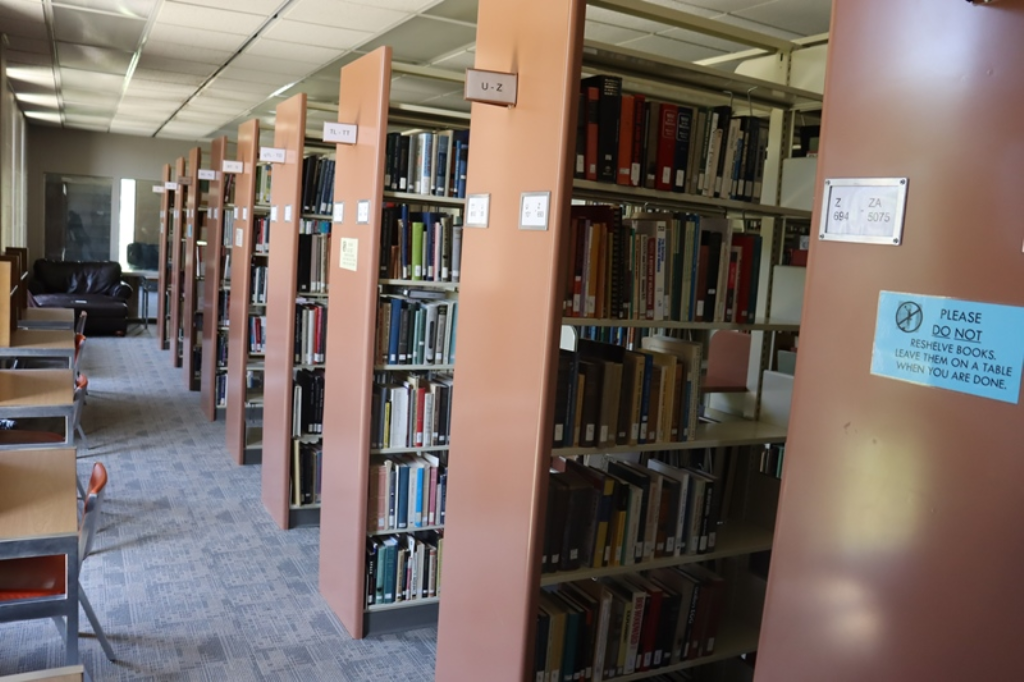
xmin=895 ymin=301 xmax=923 ymax=333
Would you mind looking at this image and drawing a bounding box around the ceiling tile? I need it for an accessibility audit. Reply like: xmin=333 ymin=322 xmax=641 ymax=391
xmin=64 ymin=112 xmax=114 ymax=125
xmin=115 ymin=106 xmax=177 ymax=122
xmin=261 ymin=19 xmax=371 ymax=50
xmin=348 ymin=0 xmax=438 ymax=10
xmin=6 ymin=78 xmax=58 ymax=96
xmin=731 ymin=0 xmax=830 ymax=36
xmin=189 ymin=86 xmax=263 ymax=103
xmin=125 ymin=80 xmax=197 ymax=98
xmin=56 ymin=42 xmax=134 ymax=74
xmin=710 ymin=12 xmax=803 ymax=39
xmin=423 ymin=0 xmax=477 ymax=23
xmin=4 ymin=49 xmax=54 ymax=67
xmin=141 ymin=40 xmax=235 ymax=64
xmin=181 ymin=99 xmax=248 ymax=115
xmin=169 ymin=0 xmax=283 ymax=14
xmin=658 ymin=26 xmax=753 ymax=52
xmin=173 ymin=110 xmax=227 ymax=124
xmin=207 ymin=77 xmax=278 ymax=95
xmin=146 ymin=23 xmax=250 ymax=51
xmin=416 ymin=90 xmax=472 ymax=112
xmin=584 ymin=20 xmax=647 ymax=45
xmin=3 ymin=34 xmax=51 ymax=54
xmin=390 ymin=75 xmax=462 ymax=102
xmin=243 ymin=38 xmax=344 ymax=65
xmin=109 ymin=123 xmax=160 ymax=135
xmin=52 ymin=0 xmax=158 ymax=20
xmin=131 ymin=67 xmax=207 ymax=86
xmin=430 ymin=49 xmax=475 ymax=70
xmin=5 ymin=65 xmax=57 ymax=86
xmin=642 ymin=0 xmax=720 ymax=18
xmin=60 ymin=67 xmax=126 ymax=91
xmin=359 ymin=16 xmax=476 ymax=63
xmin=230 ymin=54 xmax=322 ymax=77
xmin=0 ymin=16 xmax=49 ymax=40
xmin=585 ymin=5 xmax=669 ymax=33
xmin=156 ymin=2 xmax=265 ymax=35
xmin=64 ymin=102 xmax=118 ymax=119
xmin=671 ymin=0 xmax=774 ymax=11
xmin=136 ymin=54 xmax=219 ymax=77
xmin=218 ymin=65 xmax=297 ymax=86
xmin=281 ymin=0 xmax=407 ymax=32
xmin=618 ymin=34 xmax=725 ymax=62
xmin=52 ymin=5 xmax=147 ymax=51
xmin=0 ymin=0 xmax=44 ymax=23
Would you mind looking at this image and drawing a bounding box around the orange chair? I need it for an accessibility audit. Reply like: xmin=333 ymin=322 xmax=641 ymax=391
xmin=0 ymin=462 xmax=115 ymax=661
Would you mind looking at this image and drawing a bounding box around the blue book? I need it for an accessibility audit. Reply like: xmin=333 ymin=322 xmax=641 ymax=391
xmin=438 ymin=470 xmax=447 ymax=524
xmin=452 ymin=130 xmax=470 ymax=198
xmin=561 ymin=606 xmax=580 ymax=682
xmin=382 ymin=537 xmax=398 ymax=603
xmin=434 ymin=133 xmax=450 ymax=197
xmin=747 ymin=233 xmax=762 ymax=323
xmin=396 ymin=464 xmax=409 ymax=529
xmin=387 ymin=299 xmax=403 ymax=364
xmin=413 ymin=464 xmax=425 ymax=527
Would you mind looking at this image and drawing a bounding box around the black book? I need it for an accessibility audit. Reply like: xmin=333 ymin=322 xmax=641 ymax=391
xmin=579 ymin=75 xmax=622 ymax=183
xmin=385 ymin=134 xmax=396 ymax=190
xmin=397 ymin=135 xmax=411 ymax=192
xmin=574 ymin=90 xmax=587 ymax=179
xmin=672 ymin=106 xmax=694 ymax=194
xmin=397 ymin=305 xmax=412 ymax=363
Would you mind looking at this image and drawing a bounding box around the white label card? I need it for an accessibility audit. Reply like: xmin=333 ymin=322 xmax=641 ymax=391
xmin=233 ymin=207 xmax=239 ymax=220
xmin=223 ymin=160 xmax=243 ymax=174
xmin=357 ymin=200 xmax=370 ymax=224
xmin=519 ymin=191 xmax=550 ymax=231
xmin=284 ymin=205 xmax=293 ymax=222
xmin=323 ymin=122 xmax=358 ymax=145
xmin=152 ymin=186 xmax=164 ymax=194
xmin=464 ymin=69 xmax=518 ymax=107
xmin=340 ymin=237 xmax=358 ymax=271
xmin=187 ymin=224 xmax=193 ymax=239
xmin=465 ymin=193 xmax=490 ymax=228
xmin=270 ymin=206 xmax=278 ymax=222
xmin=259 ymin=147 xmax=286 ymax=163
xmin=820 ymin=177 xmax=908 ymax=246
xmin=332 ymin=202 xmax=344 ymax=223
xmin=235 ymin=228 xmax=244 ymax=248
xmin=242 ymin=208 xmax=248 ymax=221
xmin=165 ymin=181 xmax=178 ymax=191
xmin=198 ymin=169 xmax=216 ymax=181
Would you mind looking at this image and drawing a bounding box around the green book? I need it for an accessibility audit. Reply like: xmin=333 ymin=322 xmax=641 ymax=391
xmin=411 ymin=221 xmax=425 ymax=281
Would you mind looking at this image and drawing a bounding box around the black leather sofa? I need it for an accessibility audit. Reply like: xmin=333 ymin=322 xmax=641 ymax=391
xmin=28 ymin=260 xmax=134 ymax=335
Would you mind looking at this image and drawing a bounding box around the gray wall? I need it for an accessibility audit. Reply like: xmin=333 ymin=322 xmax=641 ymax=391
xmin=26 ymin=126 xmax=201 ymax=263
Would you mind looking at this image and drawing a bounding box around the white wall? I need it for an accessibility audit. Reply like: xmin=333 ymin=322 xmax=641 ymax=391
xmin=25 ymin=126 xmax=202 ymax=262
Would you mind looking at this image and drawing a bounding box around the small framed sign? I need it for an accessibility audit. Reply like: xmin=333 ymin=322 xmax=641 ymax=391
xmin=465 ymin=68 xmax=518 ymax=107
xmin=323 ymin=122 xmax=358 ymax=145
xmin=819 ymin=177 xmax=908 ymax=246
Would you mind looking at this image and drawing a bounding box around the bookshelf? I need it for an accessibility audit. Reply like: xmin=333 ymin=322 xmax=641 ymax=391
xmin=225 ymin=119 xmax=266 ymax=466
xmin=168 ymin=155 xmax=186 ymax=368
xmin=182 ymin=146 xmax=203 ymax=390
xmin=432 ymin=1 xmax=819 ymax=680
xmin=200 ymin=136 xmax=230 ymax=421
xmin=156 ymin=163 xmax=174 ymax=351
xmin=260 ymin=92 xmax=336 ymax=529
xmin=316 ymin=47 xmax=469 ymax=640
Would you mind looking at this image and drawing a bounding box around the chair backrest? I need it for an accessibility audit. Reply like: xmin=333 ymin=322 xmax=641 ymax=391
xmin=79 ymin=462 xmax=107 ymax=565
xmin=73 ymin=333 xmax=86 ymax=374
xmin=75 ymin=310 xmax=88 ymax=335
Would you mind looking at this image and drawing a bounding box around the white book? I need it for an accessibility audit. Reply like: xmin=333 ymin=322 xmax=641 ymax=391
xmin=417 ymin=132 xmax=433 ymax=195
xmin=423 ymin=302 xmax=440 ymax=363
xmin=422 ymin=391 xmax=435 ymax=448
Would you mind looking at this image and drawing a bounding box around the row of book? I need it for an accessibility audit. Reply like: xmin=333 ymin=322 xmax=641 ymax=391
xmin=576 ymin=74 xmax=769 ymax=203
xmin=370 ymin=373 xmax=454 ymax=450
xmin=536 ymin=564 xmax=725 ymax=682
xmin=253 ymin=216 xmax=270 ymax=254
xmin=565 ymin=206 xmax=763 ymax=324
xmin=759 ymin=444 xmax=784 ymax=480
xmin=379 ymin=207 xmax=464 ymax=283
xmin=544 ymin=455 xmax=719 ymax=576
xmin=376 ymin=296 xmax=458 ymax=367
xmin=249 ymin=314 xmax=267 ymax=354
xmin=555 ymin=336 xmax=702 ymax=450
xmin=251 ymin=265 xmax=268 ymax=304
xmin=298 ymin=222 xmax=331 ymax=294
xmin=384 ymin=129 xmax=470 ymax=198
xmin=292 ymin=368 xmax=324 ymax=437
xmin=300 ymin=154 xmax=335 ymax=216
xmin=293 ymin=302 xmax=327 ymax=365
xmin=290 ymin=441 xmax=322 ymax=507
xmin=365 ymin=530 xmax=444 ymax=607
xmin=367 ymin=453 xmax=448 ymax=532
xmin=255 ymin=164 xmax=272 ymax=205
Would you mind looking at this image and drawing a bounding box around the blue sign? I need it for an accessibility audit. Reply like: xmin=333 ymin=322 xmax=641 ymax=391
xmin=872 ymin=291 xmax=1024 ymax=404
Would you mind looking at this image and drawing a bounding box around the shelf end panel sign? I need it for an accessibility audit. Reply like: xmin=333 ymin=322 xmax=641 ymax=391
xmin=871 ymin=291 xmax=1024 ymax=404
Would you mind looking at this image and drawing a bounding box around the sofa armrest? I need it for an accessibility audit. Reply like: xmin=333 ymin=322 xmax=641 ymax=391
xmin=110 ymin=282 xmax=134 ymax=301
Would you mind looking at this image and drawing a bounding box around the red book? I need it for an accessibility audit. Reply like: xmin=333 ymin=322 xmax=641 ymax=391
xmin=616 ymin=94 xmax=635 ymax=185
xmin=655 ymin=103 xmax=679 ymax=191
xmin=630 ymin=94 xmax=646 ymax=187
xmin=732 ymin=234 xmax=756 ymax=323
xmin=415 ymin=387 xmax=426 ymax=446
xmin=585 ymin=86 xmax=599 ymax=181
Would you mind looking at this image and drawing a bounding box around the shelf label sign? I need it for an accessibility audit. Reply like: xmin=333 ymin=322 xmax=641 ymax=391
xmin=820 ymin=178 xmax=908 ymax=246
xmin=152 ymin=185 xmax=164 ymax=194
xmin=259 ymin=147 xmax=286 ymax=163
xmin=323 ymin=122 xmax=357 ymax=145
xmin=270 ymin=206 xmax=278 ymax=222
xmin=235 ymin=228 xmax=244 ymax=248
xmin=872 ymin=291 xmax=1024 ymax=404
xmin=332 ymin=202 xmax=344 ymax=223
xmin=198 ymin=169 xmax=217 ymax=181
xmin=284 ymin=205 xmax=293 ymax=223
xmin=357 ymin=200 xmax=370 ymax=224
xmin=340 ymin=237 xmax=358 ymax=271
xmin=223 ymin=160 xmax=243 ymax=174
xmin=519 ymin=191 xmax=550 ymax=231
xmin=464 ymin=68 xmax=518 ymax=107
xmin=165 ymin=181 xmax=178 ymax=191
xmin=186 ymin=223 xmax=193 ymax=239
xmin=465 ymin=193 xmax=490 ymax=228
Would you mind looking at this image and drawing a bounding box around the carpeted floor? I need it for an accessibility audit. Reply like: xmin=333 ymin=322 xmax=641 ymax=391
xmin=0 ymin=330 xmax=438 ymax=681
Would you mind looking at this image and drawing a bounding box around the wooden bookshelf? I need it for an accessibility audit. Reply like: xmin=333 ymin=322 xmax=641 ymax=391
xmin=182 ymin=146 xmax=203 ymax=390
xmin=168 ymin=155 xmax=186 ymax=368
xmin=433 ymin=1 xmax=817 ymax=680
xmin=156 ymin=163 xmax=173 ymax=351
xmin=200 ymin=136 xmax=229 ymax=421
xmin=225 ymin=119 xmax=264 ymax=466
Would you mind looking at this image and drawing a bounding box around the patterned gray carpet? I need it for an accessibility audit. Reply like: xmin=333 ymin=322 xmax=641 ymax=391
xmin=0 ymin=330 xmax=438 ymax=681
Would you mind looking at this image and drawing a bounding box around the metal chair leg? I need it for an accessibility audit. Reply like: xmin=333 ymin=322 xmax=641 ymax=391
xmin=79 ymin=586 xmax=115 ymax=661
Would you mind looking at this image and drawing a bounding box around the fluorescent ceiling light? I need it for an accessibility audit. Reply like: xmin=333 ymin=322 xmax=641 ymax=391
xmin=25 ymin=111 xmax=62 ymax=122
xmin=269 ymin=81 xmax=298 ymax=98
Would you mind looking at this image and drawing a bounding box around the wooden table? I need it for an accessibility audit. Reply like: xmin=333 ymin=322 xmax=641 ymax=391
xmin=0 ymin=331 xmax=75 ymax=368
xmin=0 ymin=370 xmax=75 ymax=446
xmin=0 ymin=448 xmax=80 ymax=666
xmin=0 ymin=666 xmax=84 ymax=681
xmin=18 ymin=309 xmax=76 ymax=331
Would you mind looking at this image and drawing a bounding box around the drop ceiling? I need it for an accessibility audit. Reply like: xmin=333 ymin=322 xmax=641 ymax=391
xmin=0 ymin=0 xmax=831 ymax=142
